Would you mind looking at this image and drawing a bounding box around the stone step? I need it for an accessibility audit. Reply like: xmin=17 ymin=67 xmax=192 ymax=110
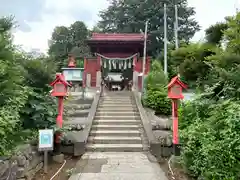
xmin=70 ymin=98 xmax=93 ymax=104
xmin=99 ymin=100 xmax=133 ymax=102
xmin=91 ymin=124 xmax=140 ymax=130
xmin=98 ymin=105 xmax=137 ymax=108
xmin=65 ymin=104 xmax=91 ymax=110
xmin=94 ymin=116 xmax=141 ymax=120
xmin=101 ymin=96 xmax=133 ymax=100
xmin=87 ymin=136 xmax=142 ymax=144
xmin=96 ymin=112 xmax=140 ymax=116
xmin=68 ymin=109 xmax=89 ymax=117
xmin=98 ymin=103 xmax=134 ymax=106
xmin=64 ymin=117 xmax=87 ymax=125
xmin=86 ymin=144 xmax=143 ymax=152
xmin=89 ymin=130 xmax=140 ymax=136
xmin=93 ymin=120 xmax=141 ymax=125
xmin=101 ymin=99 xmax=132 ymax=101
xmin=100 ymin=102 xmax=133 ymax=105
xmin=97 ymin=108 xmax=138 ymax=112
xmin=103 ymin=95 xmax=132 ymax=97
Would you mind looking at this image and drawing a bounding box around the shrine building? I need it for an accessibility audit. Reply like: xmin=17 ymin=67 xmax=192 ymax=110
xmin=83 ymin=33 xmax=151 ymax=90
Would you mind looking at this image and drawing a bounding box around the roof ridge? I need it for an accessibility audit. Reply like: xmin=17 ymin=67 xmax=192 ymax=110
xmin=90 ymin=33 xmax=146 ymax=41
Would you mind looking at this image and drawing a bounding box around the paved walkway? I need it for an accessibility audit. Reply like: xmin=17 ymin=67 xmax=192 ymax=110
xmin=69 ymin=152 xmax=168 ymax=180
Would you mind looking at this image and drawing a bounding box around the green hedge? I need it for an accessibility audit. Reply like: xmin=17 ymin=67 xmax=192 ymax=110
xmin=0 ymin=17 xmax=57 ymax=155
xmin=143 ymin=61 xmax=171 ymax=116
xmin=179 ymin=99 xmax=240 ymax=179
xmin=144 ymin=87 xmax=171 ymax=115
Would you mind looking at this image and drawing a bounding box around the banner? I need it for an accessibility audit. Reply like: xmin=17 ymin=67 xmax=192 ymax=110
xmin=98 ymin=54 xmax=136 ymax=70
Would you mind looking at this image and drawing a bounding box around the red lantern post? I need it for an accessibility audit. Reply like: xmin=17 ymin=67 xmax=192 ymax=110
xmin=50 ymin=73 xmax=71 ymax=145
xmin=167 ymin=76 xmax=187 ymax=156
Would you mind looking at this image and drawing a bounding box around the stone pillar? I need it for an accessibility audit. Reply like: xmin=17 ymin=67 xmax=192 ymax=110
xmin=86 ymin=73 xmax=91 ymax=87
xmin=96 ymin=71 xmax=101 ymax=88
xmin=132 ymin=55 xmax=137 ymax=90
xmin=96 ymin=56 xmax=101 ymax=88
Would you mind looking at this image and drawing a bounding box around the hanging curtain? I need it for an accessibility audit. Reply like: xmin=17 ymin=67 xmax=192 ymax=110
xmin=104 ymin=59 xmax=107 ymax=68
xmin=96 ymin=53 xmax=137 ymax=70
xmin=108 ymin=60 xmax=111 ymax=70
xmin=128 ymin=59 xmax=132 ymax=68
xmin=124 ymin=60 xmax=127 ymax=69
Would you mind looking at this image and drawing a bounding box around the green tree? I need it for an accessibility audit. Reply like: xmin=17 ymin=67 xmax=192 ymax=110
xmin=205 ymin=22 xmax=228 ymax=45
xmin=0 ymin=16 xmax=58 ymax=155
xmin=144 ymin=61 xmax=171 ymax=115
xmin=170 ymin=43 xmax=216 ymax=88
xmin=178 ymin=11 xmax=240 ymax=180
xmin=0 ymin=16 xmax=25 ymax=106
xmin=48 ymin=21 xmax=90 ymax=69
xmin=224 ymin=13 xmax=240 ymax=54
xmin=97 ymin=0 xmax=200 ymax=56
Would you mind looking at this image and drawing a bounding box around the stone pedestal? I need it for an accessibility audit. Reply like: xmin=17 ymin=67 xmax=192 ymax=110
xmin=53 ymin=154 xmax=64 ymax=164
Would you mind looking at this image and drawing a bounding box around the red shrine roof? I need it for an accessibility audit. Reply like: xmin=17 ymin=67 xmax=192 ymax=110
xmin=89 ymin=33 xmax=146 ymax=42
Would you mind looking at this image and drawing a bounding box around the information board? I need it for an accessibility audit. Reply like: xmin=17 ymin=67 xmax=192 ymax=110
xmin=38 ymin=129 xmax=54 ymax=151
xmin=63 ymin=69 xmax=83 ymax=81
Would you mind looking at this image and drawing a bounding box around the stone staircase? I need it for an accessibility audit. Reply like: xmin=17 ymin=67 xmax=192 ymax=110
xmin=86 ymin=92 xmax=147 ymax=152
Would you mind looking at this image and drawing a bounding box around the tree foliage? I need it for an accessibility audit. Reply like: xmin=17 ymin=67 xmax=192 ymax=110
xmin=97 ymin=0 xmax=200 ymax=56
xmin=205 ymin=22 xmax=228 ymax=45
xmin=169 ymin=43 xmax=216 ymax=88
xmin=177 ymin=12 xmax=240 ymax=180
xmin=0 ymin=17 xmax=57 ymax=155
xmin=48 ymin=21 xmax=90 ymax=69
xmin=143 ymin=61 xmax=171 ymax=115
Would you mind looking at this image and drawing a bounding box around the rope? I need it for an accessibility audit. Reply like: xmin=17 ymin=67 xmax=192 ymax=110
xmin=95 ymin=53 xmax=138 ymax=60
xmin=50 ymin=160 xmax=67 ymax=180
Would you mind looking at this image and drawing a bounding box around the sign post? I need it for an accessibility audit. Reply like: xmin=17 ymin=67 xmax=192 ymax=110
xmin=167 ymin=76 xmax=187 ymax=156
xmin=38 ymin=129 xmax=54 ymax=173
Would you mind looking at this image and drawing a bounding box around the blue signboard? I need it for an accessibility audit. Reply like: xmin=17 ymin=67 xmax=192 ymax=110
xmin=62 ymin=68 xmax=83 ymax=81
xmin=38 ymin=129 xmax=53 ymax=151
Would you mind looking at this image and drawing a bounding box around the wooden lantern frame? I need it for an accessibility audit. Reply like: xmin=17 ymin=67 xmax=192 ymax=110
xmin=50 ymin=73 xmax=71 ymax=97
xmin=167 ymin=76 xmax=187 ymax=99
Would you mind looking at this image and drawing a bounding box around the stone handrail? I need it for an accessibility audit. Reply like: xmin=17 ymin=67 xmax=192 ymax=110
xmin=73 ymin=92 xmax=100 ymax=156
xmin=133 ymin=91 xmax=173 ymax=157
xmin=133 ymin=91 xmax=155 ymax=143
xmin=82 ymin=92 xmax=100 ymax=142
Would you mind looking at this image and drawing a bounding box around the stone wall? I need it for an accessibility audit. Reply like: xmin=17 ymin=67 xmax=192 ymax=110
xmin=0 ymin=144 xmax=43 ymax=180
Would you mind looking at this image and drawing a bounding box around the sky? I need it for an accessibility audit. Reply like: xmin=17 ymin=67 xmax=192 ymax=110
xmin=0 ymin=0 xmax=239 ymax=53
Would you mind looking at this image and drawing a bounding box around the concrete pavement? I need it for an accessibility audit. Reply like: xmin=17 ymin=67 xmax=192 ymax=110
xmin=68 ymin=152 xmax=168 ymax=180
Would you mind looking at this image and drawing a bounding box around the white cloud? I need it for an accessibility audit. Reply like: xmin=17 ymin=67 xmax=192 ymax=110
xmin=14 ymin=13 xmax=76 ymax=53
xmin=189 ymin=0 xmax=238 ymax=42
xmin=13 ymin=0 xmax=109 ymax=53
xmin=12 ymin=0 xmax=239 ymax=52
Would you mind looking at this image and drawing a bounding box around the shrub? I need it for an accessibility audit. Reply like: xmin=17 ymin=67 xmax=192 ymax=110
xmin=144 ymin=87 xmax=171 ymax=115
xmin=143 ymin=61 xmax=171 ymax=115
xmin=20 ymin=91 xmax=57 ymax=129
xmin=145 ymin=60 xmax=168 ymax=89
xmin=20 ymin=57 xmax=57 ymax=129
xmin=0 ymin=86 xmax=29 ymax=155
xmin=179 ymin=99 xmax=240 ymax=180
xmin=0 ymin=17 xmax=58 ymax=155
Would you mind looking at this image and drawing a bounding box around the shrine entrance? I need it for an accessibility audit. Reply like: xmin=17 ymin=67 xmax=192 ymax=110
xmin=97 ymin=53 xmax=136 ymax=91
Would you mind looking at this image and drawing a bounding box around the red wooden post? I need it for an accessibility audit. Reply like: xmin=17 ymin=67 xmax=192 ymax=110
xmin=168 ymin=76 xmax=187 ymax=156
xmin=50 ymin=73 xmax=71 ymax=144
xmin=172 ymin=100 xmax=179 ymax=145
xmin=56 ymin=97 xmax=64 ymax=128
